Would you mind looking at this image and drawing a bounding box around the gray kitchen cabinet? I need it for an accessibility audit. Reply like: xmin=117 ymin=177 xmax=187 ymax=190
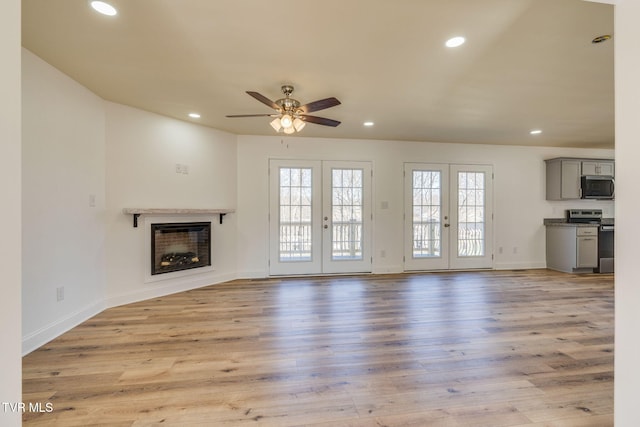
xmin=546 ymin=225 xmax=598 ymax=273
xmin=545 ymin=158 xmax=581 ymax=200
xmin=581 ymin=160 xmax=614 ymax=177
xmin=576 ymin=228 xmax=599 ymax=268
xmin=545 ymin=157 xmax=615 ymax=200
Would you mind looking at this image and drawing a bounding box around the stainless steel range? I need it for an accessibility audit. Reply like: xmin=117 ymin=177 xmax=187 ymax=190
xmin=566 ymin=209 xmax=602 ymax=224
xmin=567 ymin=209 xmax=614 ymax=273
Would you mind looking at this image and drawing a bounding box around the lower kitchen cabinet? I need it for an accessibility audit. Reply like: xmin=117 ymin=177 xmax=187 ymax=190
xmin=546 ymin=225 xmax=598 ymax=273
xmin=576 ymin=230 xmax=598 ymax=268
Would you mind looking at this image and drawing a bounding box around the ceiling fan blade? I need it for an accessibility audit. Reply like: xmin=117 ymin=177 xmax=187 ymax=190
xmin=225 ymin=114 xmax=278 ymax=118
xmin=246 ymin=91 xmax=280 ymax=110
xmin=299 ymin=115 xmax=341 ymax=127
xmin=299 ymin=97 xmax=341 ymax=113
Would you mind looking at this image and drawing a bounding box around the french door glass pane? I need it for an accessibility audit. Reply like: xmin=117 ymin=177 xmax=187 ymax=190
xmin=332 ymin=169 xmax=363 ymax=260
xmin=279 ymin=167 xmax=313 ymax=261
xmin=412 ymin=170 xmax=441 ymax=258
xmin=457 ymin=171 xmax=485 ymax=257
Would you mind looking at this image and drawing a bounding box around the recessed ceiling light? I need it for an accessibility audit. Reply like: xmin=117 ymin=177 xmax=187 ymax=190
xmin=90 ymin=1 xmax=117 ymax=16
xmin=530 ymin=129 xmax=542 ymax=135
xmin=445 ymin=36 xmax=466 ymax=48
xmin=363 ymin=121 xmax=374 ymax=127
xmin=188 ymin=113 xmax=201 ymax=119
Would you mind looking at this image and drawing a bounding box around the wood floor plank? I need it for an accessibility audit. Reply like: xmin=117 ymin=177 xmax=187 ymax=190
xmin=23 ymin=269 xmax=613 ymax=426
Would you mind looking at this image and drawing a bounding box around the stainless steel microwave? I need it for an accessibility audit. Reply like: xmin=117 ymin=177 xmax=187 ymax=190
xmin=581 ymin=175 xmax=615 ymax=199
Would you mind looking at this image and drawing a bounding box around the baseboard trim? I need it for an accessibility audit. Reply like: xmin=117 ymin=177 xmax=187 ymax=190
xmin=105 ymin=272 xmax=237 ymax=308
xmin=22 ymin=300 xmax=106 ymax=356
xmin=372 ymin=265 xmax=404 ymax=274
xmin=23 ymin=272 xmax=238 ymax=355
xmin=494 ymin=262 xmax=547 ymax=270
xmin=237 ymin=270 xmax=269 ymax=279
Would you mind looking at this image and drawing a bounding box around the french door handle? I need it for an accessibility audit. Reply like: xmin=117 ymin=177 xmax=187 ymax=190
xmin=444 ymin=223 xmax=450 ymax=227
xmin=324 ymin=224 xmax=328 ymax=229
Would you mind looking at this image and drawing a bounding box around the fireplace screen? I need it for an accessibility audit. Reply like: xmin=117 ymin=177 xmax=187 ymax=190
xmin=151 ymin=222 xmax=211 ymax=275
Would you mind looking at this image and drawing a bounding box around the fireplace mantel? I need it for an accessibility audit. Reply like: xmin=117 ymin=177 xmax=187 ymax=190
xmin=123 ymin=208 xmax=235 ymax=227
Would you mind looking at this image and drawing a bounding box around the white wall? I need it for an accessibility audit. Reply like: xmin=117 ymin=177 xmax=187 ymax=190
xmin=614 ymin=1 xmax=640 ymax=425
xmin=21 ymin=52 xmax=239 ymax=353
xmin=0 ymin=0 xmax=21 ymax=424
xmin=104 ymin=103 xmax=237 ymax=307
xmin=22 ymin=49 xmax=107 ymax=354
xmin=237 ymin=135 xmax=614 ymax=277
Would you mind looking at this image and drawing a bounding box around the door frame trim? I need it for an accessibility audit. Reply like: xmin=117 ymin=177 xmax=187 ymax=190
xmin=268 ymin=158 xmax=373 ymax=276
xmin=403 ymin=162 xmax=494 ymax=272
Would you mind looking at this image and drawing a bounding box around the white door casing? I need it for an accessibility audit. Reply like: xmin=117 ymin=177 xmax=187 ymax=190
xmin=322 ymin=161 xmax=373 ymax=274
xmin=404 ymin=163 xmax=493 ymax=271
xmin=269 ymin=159 xmax=372 ymax=276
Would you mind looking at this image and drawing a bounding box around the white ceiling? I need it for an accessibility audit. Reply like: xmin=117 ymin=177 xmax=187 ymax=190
xmin=21 ymin=0 xmax=614 ymax=148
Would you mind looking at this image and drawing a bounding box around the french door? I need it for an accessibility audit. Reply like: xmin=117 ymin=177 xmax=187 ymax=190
xmin=404 ymin=163 xmax=493 ymax=271
xmin=269 ymin=159 xmax=372 ymax=275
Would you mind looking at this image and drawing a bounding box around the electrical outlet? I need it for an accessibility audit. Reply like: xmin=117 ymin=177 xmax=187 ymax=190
xmin=380 ymin=249 xmax=386 ymax=258
xmin=89 ymin=194 xmax=96 ymax=207
xmin=56 ymin=286 xmax=64 ymax=302
xmin=175 ymin=163 xmax=182 ymax=173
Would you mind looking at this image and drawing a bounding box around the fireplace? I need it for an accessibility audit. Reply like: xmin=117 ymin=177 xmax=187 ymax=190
xmin=151 ymin=222 xmax=211 ymax=275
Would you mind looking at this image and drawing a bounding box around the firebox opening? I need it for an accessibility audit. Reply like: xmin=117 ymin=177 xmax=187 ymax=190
xmin=151 ymin=222 xmax=211 ymax=275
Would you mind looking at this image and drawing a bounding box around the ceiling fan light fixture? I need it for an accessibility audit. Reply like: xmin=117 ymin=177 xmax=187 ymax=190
xmin=270 ymin=118 xmax=282 ymax=132
xmin=293 ymin=118 xmax=306 ymax=132
xmin=227 ymin=86 xmax=341 ymax=133
xmin=280 ymin=114 xmax=293 ymax=129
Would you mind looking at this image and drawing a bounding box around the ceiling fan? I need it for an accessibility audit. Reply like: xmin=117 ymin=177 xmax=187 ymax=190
xmin=226 ymin=85 xmax=341 ymax=134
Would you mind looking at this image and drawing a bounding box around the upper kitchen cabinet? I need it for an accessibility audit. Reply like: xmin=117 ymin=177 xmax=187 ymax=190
xmin=581 ymin=160 xmax=614 ymax=177
xmin=546 ymin=158 xmax=581 ymax=200
xmin=545 ymin=157 xmax=615 ymax=200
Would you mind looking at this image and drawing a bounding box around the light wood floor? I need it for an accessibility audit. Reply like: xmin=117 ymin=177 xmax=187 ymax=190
xmin=23 ymin=270 xmax=614 ymax=426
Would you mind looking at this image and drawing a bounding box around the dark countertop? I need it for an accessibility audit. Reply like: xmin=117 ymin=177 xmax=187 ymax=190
xmin=544 ymin=218 xmax=614 ymax=227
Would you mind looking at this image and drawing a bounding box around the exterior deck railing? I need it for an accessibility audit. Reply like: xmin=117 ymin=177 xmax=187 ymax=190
xmin=413 ymin=221 xmax=484 ymax=257
xmin=279 ymin=220 xmax=363 ymax=261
